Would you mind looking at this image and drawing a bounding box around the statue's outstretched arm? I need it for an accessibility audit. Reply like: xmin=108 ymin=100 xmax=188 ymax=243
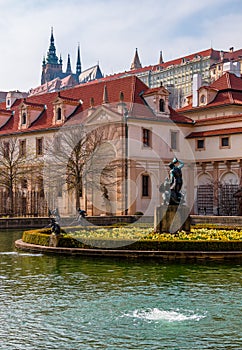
xmin=178 ymin=160 xmax=184 ymax=169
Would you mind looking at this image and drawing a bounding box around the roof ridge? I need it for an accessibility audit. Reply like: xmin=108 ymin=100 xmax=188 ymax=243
xmin=23 ymin=100 xmax=46 ymax=108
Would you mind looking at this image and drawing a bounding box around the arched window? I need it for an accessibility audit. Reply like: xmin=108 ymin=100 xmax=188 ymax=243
xmin=57 ymin=107 xmax=62 ymax=121
xmin=159 ymin=99 xmax=165 ymax=112
xmin=22 ymin=112 xmax=26 ymax=125
xmin=200 ymin=94 xmax=206 ymax=104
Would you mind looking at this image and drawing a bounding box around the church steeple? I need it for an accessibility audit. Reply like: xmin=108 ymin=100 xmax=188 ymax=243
xmin=66 ymin=54 xmax=72 ymax=74
xmin=159 ymin=50 xmax=164 ymax=64
xmin=130 ymin=48 xmax=142 ymax=70
xmin=46 ymin=27 xmax=59 ymax=64
xmin=76 ymin=44 xmax=82 ymax=76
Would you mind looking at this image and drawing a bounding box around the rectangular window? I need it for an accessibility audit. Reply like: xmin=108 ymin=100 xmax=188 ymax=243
xmin=3 ymin=141 xmax=9 ymax=158
xmin=142 ymin=128 xmax=151 ymax=147
xmin=19 ymin=139 xmax=26 ymax=157
xmin=220 ymin=136 xmax=230 ymax=148
xmin=142 ymin=175 xmax=150 ymax=197
xmin=57 ymin=179 xmax=63 ymax=197
xmin=196 ymin=139 xmax=205 ymax=150
xmin=170 ymin=131 xmax=178 ymax=150
xmin=36 ymin=137 xmax=43 ymax=156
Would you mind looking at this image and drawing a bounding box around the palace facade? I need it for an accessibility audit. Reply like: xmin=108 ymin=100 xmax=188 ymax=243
xmin=0 ymin=67 xmax=241 ymax=217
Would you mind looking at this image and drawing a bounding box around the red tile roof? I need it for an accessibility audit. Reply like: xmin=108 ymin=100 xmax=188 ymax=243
xmin=0 ymin=74 xmax=195 ymax=135
xmin=195 ymin=113 xmax=242 ymax=124
xmin=177 ymin=72 xmax=242 ymax=113
xmin=159 ymin=48 xmax=220 ymax=70
xmin=221 ymin=48 xmax=242 ymax=62
xmin=0 ymin=76 xmax=159 ymax=135
xmin=210 ymin=72 xmax=242 ymax=91
xmin=109 ymin=48 xmax=222 ymax=77
xmin=168 ymin=106 xmax=194 ymax=124
xmin=187 ymin=127 xmax=242 ymax=138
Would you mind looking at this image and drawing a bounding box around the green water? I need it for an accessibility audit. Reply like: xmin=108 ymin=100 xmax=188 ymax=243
xmin=0 ymin=230 xmax=241 ymax=349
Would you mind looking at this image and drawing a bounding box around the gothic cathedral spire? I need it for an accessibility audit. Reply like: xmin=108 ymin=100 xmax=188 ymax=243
xmin=46 ymin=27 xmax=59 ymax=64
xmin=76 ymin=44 xmax=82 ymax=76
xmin=66 ymin=54 xmax=72 ymax=74
xmin=130 ymin=48 xmax=142 ymax=70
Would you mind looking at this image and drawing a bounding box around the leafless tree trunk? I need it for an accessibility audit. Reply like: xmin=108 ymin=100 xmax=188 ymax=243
xmin=0 ymin=137 xmax=35 ymax=216
xmin=44 ymin=124 xmax=119 ymax=212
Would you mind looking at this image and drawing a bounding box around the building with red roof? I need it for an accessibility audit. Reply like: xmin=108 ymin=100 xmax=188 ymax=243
xmin=177 ymin=71 xmax=242 ymax=215
xmin=0 ymin=74 xmax=196 ymax=218
xmin=1 ymin=68 xmax=242 ymax=218
xmin=112 ymin=47 xmax=242 ymax=110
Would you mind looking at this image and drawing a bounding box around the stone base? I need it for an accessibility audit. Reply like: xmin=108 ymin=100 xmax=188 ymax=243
xmin=49 ymin=234 xmax=62 ymax=247
xmin=154 ymin=205 xmax=190 ymax=233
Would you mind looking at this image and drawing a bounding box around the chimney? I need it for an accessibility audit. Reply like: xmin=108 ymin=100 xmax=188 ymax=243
xmin=192 ymin=74 xmax=202 ymax=107
xmin=220 ymin=50 xmax=224 ymax=61
xmin=229 ymin=47 xmax=234 ymax=53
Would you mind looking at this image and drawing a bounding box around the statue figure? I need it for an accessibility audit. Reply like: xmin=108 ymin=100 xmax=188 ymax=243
xmin=159 ymin=177 xmax=171 ymax=205
xmin=48 ymin=208 xmax=61 ymax=234
xmin=50 ymin=218 xmax=61 ymax=235
xmin=101 ymin=185 xmax=112 ymax=215
xmin=102 ymin=185 xmax=109 ymax=200
xmin=77 ymin=208 xmax=87 ymax=222
xmin=169 ymin=157 xmax=184 ymax=204
xmin=159 ymin=158 xmax=184 ymax=205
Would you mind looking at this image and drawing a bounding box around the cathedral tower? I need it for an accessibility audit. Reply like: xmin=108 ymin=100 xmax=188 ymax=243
xmin=41 ymin=28 xmax=64 ymax=84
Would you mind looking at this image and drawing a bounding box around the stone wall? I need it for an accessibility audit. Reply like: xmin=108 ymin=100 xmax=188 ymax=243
xmin=1 ymin=214 xmax=242 ymax=230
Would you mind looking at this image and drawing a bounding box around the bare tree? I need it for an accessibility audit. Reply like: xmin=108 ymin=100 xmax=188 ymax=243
xmin=0 ymin=137 xmax=31 ymax=216
xmin=44 ymin=124 xmax=120 ymax=212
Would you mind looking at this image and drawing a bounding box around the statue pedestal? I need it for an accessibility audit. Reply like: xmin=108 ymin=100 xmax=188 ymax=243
xmin=49 ymin=233 xmax=62 ymax=247
xmin=154 ymin=205 xmax=190 ymax=233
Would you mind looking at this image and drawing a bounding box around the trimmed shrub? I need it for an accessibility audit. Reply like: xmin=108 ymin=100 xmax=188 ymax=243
xmin=21 ymin=229 xmax=242 ymax=251
xmin=22 ymin=231 xmax=50 ymax=246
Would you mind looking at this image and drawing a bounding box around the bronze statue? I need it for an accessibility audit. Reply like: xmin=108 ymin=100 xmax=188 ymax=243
xmin=160 ymin=158 xmax=184 ymax=205
xmin=50 ymin=218 xmax=61 ymax=235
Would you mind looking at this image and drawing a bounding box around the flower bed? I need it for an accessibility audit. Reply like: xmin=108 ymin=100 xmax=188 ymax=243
xmin=21 ymin=226 xmax=242 ymax=251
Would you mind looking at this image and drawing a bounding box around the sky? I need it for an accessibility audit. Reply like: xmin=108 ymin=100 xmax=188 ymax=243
xmin=0 ymin=0 xmax=242 ymax=92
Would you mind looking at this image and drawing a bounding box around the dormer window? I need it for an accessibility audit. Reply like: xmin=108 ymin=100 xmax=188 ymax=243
xmin=57 ymin=107 xmax=62 ymax=121
xmin=200 ymin=94 xmax=206 ymax=104
xmin=53 ymin=104 xmax=65 ymax=124
xmin=19 ymin=109 xmax=28 ymax=129
xmin=22 ymin=112 xmax=27 ymax=125
xmin=159 ymin=99 xmax=165 ymax=112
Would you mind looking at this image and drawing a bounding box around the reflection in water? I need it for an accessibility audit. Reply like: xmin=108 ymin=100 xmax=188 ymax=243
xmin=0 ymin=230 xmax=241 ymax=349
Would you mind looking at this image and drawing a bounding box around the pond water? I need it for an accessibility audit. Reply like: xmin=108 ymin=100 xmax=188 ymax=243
xmin=0 ymin=230 xmax=241 ymax=349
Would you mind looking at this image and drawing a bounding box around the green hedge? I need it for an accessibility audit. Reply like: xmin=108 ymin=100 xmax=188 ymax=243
xmin=22 ymin=230 xmax=87 ymax=248
xmin=22 ymin=229 xmax=242 ymax=251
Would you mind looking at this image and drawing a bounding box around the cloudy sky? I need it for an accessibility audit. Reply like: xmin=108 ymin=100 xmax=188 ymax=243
xmin=0 ymin=0 xmax=242 ymax=91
